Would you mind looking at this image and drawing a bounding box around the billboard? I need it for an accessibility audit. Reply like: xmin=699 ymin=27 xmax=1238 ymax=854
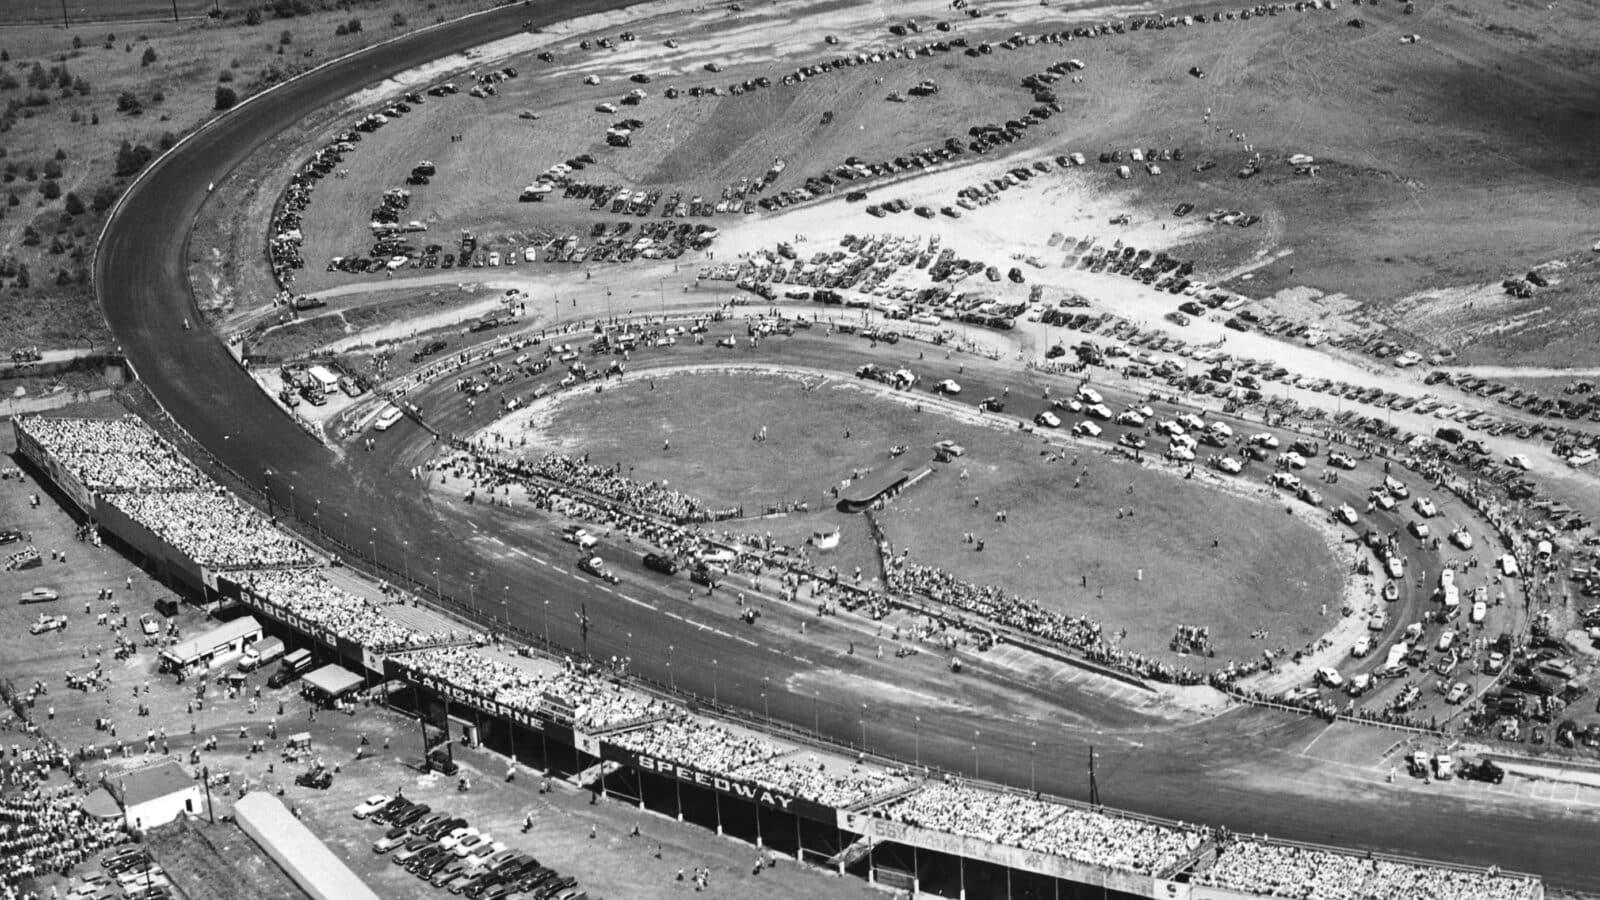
xmin=393 ymin=665 xmax=548 ymax=731
xmin=605 ymin=747 xmax=836 ymax=822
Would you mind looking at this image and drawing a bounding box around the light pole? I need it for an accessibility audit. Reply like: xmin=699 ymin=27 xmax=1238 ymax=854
xmin=914 ymin=715 xmax=921 ymax=766
xmin=860 ymin=702 xmax=868 ymax=751
xmin=973 ymin=730 xmax=980 ymax=779
xmin=401 ymin=541 xmax=409 ymax=584
xmin=288 ymin=484 xmax=296 ymax=520
xmin=434 ymin=557 xmax=442 ymax=599
xmin=762 ymin=675 xmax=770 ymax=727
xmin=1030 ymin=740 xmax=1037 ymax=793
xmin=314 ymin=500 xmax=321 ymax=535
xmin=342 ymin=511 xmax=349 ymax=546
xmin=667 ymin=644 xmax=675 ymax=690
xmin=369 ymin=526 xmax=376 ymax=564
xmin=813 ymin=692 xmax=820 ymax=734
xmin=501 ymin=586 xmax=509 ymax=626
xmin=261 ymin=468 xmax=274 ymax=518
xmin=543 ymin=599 xmax=550 ymax=644
xmin=712 ymin=659 xmax=719 ymax=705
xmin=468 ymin=573 xmax=477 ymax=618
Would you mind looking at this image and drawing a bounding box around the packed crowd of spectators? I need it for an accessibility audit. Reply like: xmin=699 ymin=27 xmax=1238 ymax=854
xmin=530 ymin=452 xmax=710 ymax=523
xmin=107 ymin=491 xmax=314 ymax=570
xmin=19 ymin=416 xmax=206 ymax=493
xmin=1196 ymin=840 xmax=1539 ymax=900
xmin=237 ymin=568 xmax=471 ymax=652
xmin=735 ymin=755 xmax=910 ymax=809
xmin=884 ymin=557 xmax=1214 ymax=685
xmin=395 ymin=647 xmax=664 ymax=730
xmin=879 ymin=783 xmax=1200 ymax=876
xmin=0 ymin=779 xmax=128 ymax=896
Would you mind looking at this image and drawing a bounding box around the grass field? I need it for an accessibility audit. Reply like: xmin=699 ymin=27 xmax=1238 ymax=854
xmin=525 ymin=369 xmax=1340 ymax=665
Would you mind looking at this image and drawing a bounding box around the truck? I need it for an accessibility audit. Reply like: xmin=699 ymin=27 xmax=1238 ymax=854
xmin=267 ymin=648 xmax=315 ymax=688
xmin=239 ymin=637 xmax=286 ymax=672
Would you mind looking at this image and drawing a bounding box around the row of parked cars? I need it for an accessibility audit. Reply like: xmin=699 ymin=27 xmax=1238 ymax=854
xmin=64 ymin=845 xmax=169 ymax=900
xmin=357 ymin=794 xmax=585 ymax=900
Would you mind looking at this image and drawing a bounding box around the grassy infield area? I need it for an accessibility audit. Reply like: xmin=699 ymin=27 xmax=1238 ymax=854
xmin=532 ymin=370 xmax=1340 ymax=666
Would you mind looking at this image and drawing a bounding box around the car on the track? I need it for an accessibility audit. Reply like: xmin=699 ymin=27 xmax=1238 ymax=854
xmin=1033 ymin=411 xmax=1061 ymax=428
xmin=1315 ymin=666 xmax=1344 ymax=688
xmin=1450 ymin=527 xmax=1474 ymax=550
xmin=1408 ymin=520 xmax=1430 ymax=540
xmin=1116 ymin=409 xmax=1145 ymax=427
xmin=1166 ymin=444 xmax=1195 ymax=462
xmin=1328 ymin=451 xmax=1357 ymax=470
xmin=1084 ymin=403 xmax=1113 ymax=420
xmin=1385 ymin=555 xmax=1405 ymax=579
xmin=1215 ymin=456 xmax=1242 ymax=474
xmin=1072 ymin=421 xmax=1102 ymax=438
xmin=934 ymin=379 xmax=961 ymax=395
xmin=0 ymin=528 xmax=23 ymax=546
xmin=139 ymin=613 xmax=161 ymax=636
xmin=1278 ymin=451 xmax=1306 ymax=469
xmin=1505 ymin=453 xmax=1531 ymax=470
xmin=1249 ymin=432 xmax=1279 ymax=449
xmin=1412 ymin=496 xmax=1437 ymax=517
xmin=642 ymin=553 xmax=678 ymax=575
xmin=562 ymin=527 xmax=599 ymax=550
xmin=578 ymin=557 xmax=620 ymax=584
xmin=1118 ymin=433 xmax=1146 ymax=451
xmin=1335 ymin=504 xmax=1358 ymax=526
xmin=1374 ymin=490 xmax=1396 ymax=510
xmin=1351 ymin=636 xmax=1371 ymax=657
xmin=1445 ymin=682 xmax=1470 ymax=704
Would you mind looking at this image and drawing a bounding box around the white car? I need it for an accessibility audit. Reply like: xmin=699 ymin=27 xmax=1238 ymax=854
xmin=1072 ymin=421 xmax=1103 ymax=438
xmin=1177 ymin=412 xmax=1206 ymax=432
xmin=1250 ymin=433 xmax=1280 ymax=449
xmin=1485 ymin=650 xmax=1504 ymax=672
xmin=1278 ymin=452 xmax=1306 ymax=469
xmin=1505 ymin=453 xmax=1530 ymax=470
xmin=1352 ymin=636 xmax=1371 ymax=657
xmin=1268 ymin=472 xmax=1301 ymax=491
xmin=1034 ymin=411 xmax=1061 ymax=428
xmin=438 ymin=827 xmax=480 ymax=852
xmin=1216 ymin=456 xmax=1243 ymax=474
xmin=1436 ymin=629 xmax=1456 ymax=652
xmin=1386 ymin=556 xmax=1404 ymax=579
xmin=1413 ymin=497 xmax=1437 ymax=517
xmin=1156 ymin=419 xmax=1186 ymax=437
xmin=1470 ymin=600 xmax=1487 ymax=624
xmin=1375 ymin=492 xmax=1396 ymax=510
xmin=353 ymin=794 xmax=393 ymax=819
xmin=1450 ymin=527 xmax=1474 ymax=550
xmin=1336 ymin=504 xmax=1358 ymax=526
xmin=1166 ymin=445 xmax=1196 ymax=462
xmin=1445 ymin=682 xmax=1470 ymax=705
xmin=1085 ymin=403 xmax=1113 ymax=420
xmin=1315 ymin=666 xmax=1344 ymax=688
xmin=1208 ymin=421 xmax=1234 ymax=439
xmin=935 ymin=379 xmax=962 ymax=395
xmin=452 ymin=832 xmax=493 ymax=857
xmin=1076 ymin=387 xmax=1103 ymax=405
xmin=1116 ymin=410 xmax=1146 ymax=427
xmin=562 ymin=527 xmax=599 ymax=549
xmin=1409 ymin=520 xmax=1430 ymax=540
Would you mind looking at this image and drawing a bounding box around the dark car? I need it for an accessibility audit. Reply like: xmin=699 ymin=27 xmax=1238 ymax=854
xmin=642 ymin=553 xmax=678 ymax=575
xmin=0 ymin=528 xmax=22 ymax=545
xmin=295 ymin=770 xmax=333 ymax=790
xmin=391 ymin=802 xmax=432 ymax=828
xmin=1459 ymin=759 xmax=1505 ymax=784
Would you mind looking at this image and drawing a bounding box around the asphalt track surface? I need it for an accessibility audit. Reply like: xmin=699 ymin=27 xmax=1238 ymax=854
xmin=93 ymin=2 xmax=1600 ymax=888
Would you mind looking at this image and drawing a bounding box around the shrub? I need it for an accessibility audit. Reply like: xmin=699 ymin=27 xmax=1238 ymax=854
xmin=158 ymin=132 xmax=176 ymax=151
xmin=54 ymin=148 xmax=65 ymax=161
xmin=113 ymin=140 xmax=153 ymax=177
xmin=72 ymin=36 xmax=83 ymax=50
xmin=150 ymin=90 xmax=163 ymax=103
xmin=73 ymin=76 xmax=89 ymax=96
xmin=42 ymin=159 xmax=61 ymax=179
xmin=279 ymin=29 xmax=292 ymax=45
xmin=91 ymin=184 xmax=116 ymax=212
xmin=0 ymin=73 xmax=17 ymax=91
xmin=141 ymin=46 xmax=157 ymax=66
xmin=64 ymin=191 xmax=83 ymax=215
xmin=214 ymin=85 xmax=238 ymax=110
xmin=245 ymin=7 xmax=263 ymax=25
xmin=392 ymin=12 xmax=406 ymax=27
xmin=27 ymin=63 xmax=47 ymax=90
xmin=21 ymin=225 xmax=39 ymax=246
xmin=115 ymin=91 xmax=141 ymax=114
xmin=41 ymin=180 xmax=59 ymax=200
xmin=218 ymin=70 xmax=234 ymax=82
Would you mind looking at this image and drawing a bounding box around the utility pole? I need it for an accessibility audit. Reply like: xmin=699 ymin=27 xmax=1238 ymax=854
xmin=202 ymin=765 xmax=214 ymax=823
xmin=1089 ymin=744 xmax=1101 ymax=808
xmin=60 ymin=0 xmax=68 ymax=28
xmin=577 ymin=603 xmax=591 ymax=659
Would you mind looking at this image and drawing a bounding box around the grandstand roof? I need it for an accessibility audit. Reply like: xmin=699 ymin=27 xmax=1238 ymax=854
xmin=839 ymin=464 xmax=930 ymax=509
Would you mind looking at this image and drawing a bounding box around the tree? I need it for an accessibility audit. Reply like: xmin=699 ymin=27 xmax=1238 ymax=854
xmin=214 ymin=85 xmax=238 ymax=111
xmin=14 ymin=263 xmax=28 ymax=289
xmin=391 ymin=12 xmax=406 ymax=27
xmin=53 ymin=148 xmax=65 ymax=161
xmin=72 ymin=36 xmax=83 ymax=50
xmin=218 ymin=70 xmax=234 ymax=83
xmin=245 ymin=7 xmax=263 ymax=26
xmin=0 ymin=73 xmax=18 ymax=91
xmin=141 ymin=46 xmax=157 ymax=66
xmin=280 ymin=29 xmax=293 ymax=45
xmin=27 ymin=63 xmax=47 ymax=90
xmin=43 ymin=160 xmax=61 ymax=179
xmin=20 ymin=225 xmax=39 ymax=246
xmin=74 ymin=76 xmax=91 ymax=96
xmin=113 ymin=140 xmax=152 ymax=177
xmin=116 ymin=91 xmax=141 ymax=114
xmin=91 ymin=184 xmax=116 ymax=213
xmin=40 ymin=180 xmax=59 ymax=201
xmin=64 ymin=191 xmax=83 ymax=215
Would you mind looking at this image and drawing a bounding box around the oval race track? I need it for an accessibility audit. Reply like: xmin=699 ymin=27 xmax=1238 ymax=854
xmin=93 ymin=1 xmax=1600 ymax=889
